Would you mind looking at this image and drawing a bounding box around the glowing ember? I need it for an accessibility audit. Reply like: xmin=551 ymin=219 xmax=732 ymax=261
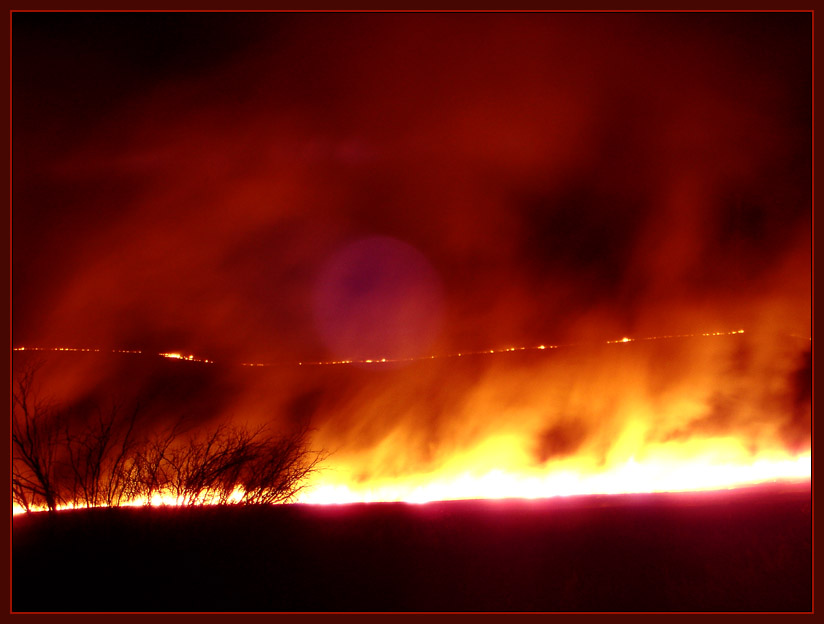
xmin=158 ymin=352 xmax=213 ymax=363
xmin=12 ymin=347 xmax=213 ymax=364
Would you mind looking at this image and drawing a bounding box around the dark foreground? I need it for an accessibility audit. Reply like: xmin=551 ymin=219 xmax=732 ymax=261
xmin=12 ymin=481 xmax=812 ymax=612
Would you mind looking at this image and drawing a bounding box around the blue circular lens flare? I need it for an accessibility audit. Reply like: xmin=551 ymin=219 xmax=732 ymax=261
xmin=312 ymin=236 xmax=445 ymax=363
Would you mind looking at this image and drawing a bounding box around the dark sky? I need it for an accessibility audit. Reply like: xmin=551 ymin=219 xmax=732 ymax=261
xmin=12 ymin=12 xmax=811 ymax=364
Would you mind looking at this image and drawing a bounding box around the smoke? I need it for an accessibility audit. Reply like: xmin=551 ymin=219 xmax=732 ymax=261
xmin=12 ymin=13 xmax=811 ymax=483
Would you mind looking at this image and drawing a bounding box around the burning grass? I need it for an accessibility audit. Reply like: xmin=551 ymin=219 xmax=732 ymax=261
xmin=12 ymin=331 xmax=811 ymax=512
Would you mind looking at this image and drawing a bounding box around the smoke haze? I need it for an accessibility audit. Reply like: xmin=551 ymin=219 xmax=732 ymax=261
xmin=12 ymin=12 xmax=811 ymax=487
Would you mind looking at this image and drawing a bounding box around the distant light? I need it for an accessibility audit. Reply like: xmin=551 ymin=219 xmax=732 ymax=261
xmin=14 ymin=327 xmax=752 ymax=369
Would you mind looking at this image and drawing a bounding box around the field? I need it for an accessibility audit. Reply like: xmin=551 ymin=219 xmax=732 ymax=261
xmin=12 ymin=480 xmax=811 ymax=613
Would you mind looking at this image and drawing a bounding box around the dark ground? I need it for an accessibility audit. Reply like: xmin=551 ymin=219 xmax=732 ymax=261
xmin=11 ymin=481 xmax=811 ymax=613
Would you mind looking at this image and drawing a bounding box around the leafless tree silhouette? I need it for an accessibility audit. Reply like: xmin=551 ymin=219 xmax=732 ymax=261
xmin=12 ymin=363 xmax=65 ymax=512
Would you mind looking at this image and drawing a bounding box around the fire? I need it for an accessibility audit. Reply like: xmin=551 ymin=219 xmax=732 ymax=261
xmin=12 ymin=328 xmax=811 ymax=514
xmin=12 ymin=489 xmax=248 ymax=515
xmin=12 ymin=450 xmax=809 ymax=515
xmin=157 ymin=352 xmax=215 ymax=363
xmin=12 ymin=450 xmax=810 ymax=515
xmin=297 ymin=446 xmax=810 ymax=505
xmin=12 ymin=346 xmax=210 ymax=362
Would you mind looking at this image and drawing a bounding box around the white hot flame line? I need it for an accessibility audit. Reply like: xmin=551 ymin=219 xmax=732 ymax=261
xmin=297 ymin=452 xmax=811 ymax=506
xmin=12 ymin=452 xmax=811 ymax=514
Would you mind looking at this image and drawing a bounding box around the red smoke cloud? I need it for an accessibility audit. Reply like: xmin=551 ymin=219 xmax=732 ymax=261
xmin=13 ymin=13 xmax=810 ymax=361
xmin=12 ymin=13 xmax=811 ymax=490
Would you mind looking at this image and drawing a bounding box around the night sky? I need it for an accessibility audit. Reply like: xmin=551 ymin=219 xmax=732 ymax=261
xmin=13 ymin=12 xmax=811 ymax=358
xmin=11 ymin=12 xmax=812 ymax=482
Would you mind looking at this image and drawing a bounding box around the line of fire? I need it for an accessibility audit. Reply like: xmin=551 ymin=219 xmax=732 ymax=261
xmin=11 ymin=327 xmax=811 ymax=513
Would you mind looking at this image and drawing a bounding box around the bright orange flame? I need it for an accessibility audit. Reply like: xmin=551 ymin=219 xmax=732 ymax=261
xmin=12 ymin=328 xmax=810 ymax=514
xmin=297 ymin=446 xmax=810 ymax=505
xmin=12 ymin=449 xmax=810 ymax=515
xmin=13 ymin=488 xmax=250 ymax=515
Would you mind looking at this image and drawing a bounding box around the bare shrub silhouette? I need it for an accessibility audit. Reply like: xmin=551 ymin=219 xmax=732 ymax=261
xmin=162 ymin=423 xmax=258 ymax=505
xmin=12 ymin=364 xmax=326 ymax=512
xmin=62 ymin=402 xmax=141 ymax=508
xmin=140 ymin=421 xmax=325 ymax=506
xmin=130 ymin=422 xmax=182 ymax=504
xmin=12 ymin=363 xmax=65 ymax=512
xmin=237 ymin=424 xmax=326 ymax=504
